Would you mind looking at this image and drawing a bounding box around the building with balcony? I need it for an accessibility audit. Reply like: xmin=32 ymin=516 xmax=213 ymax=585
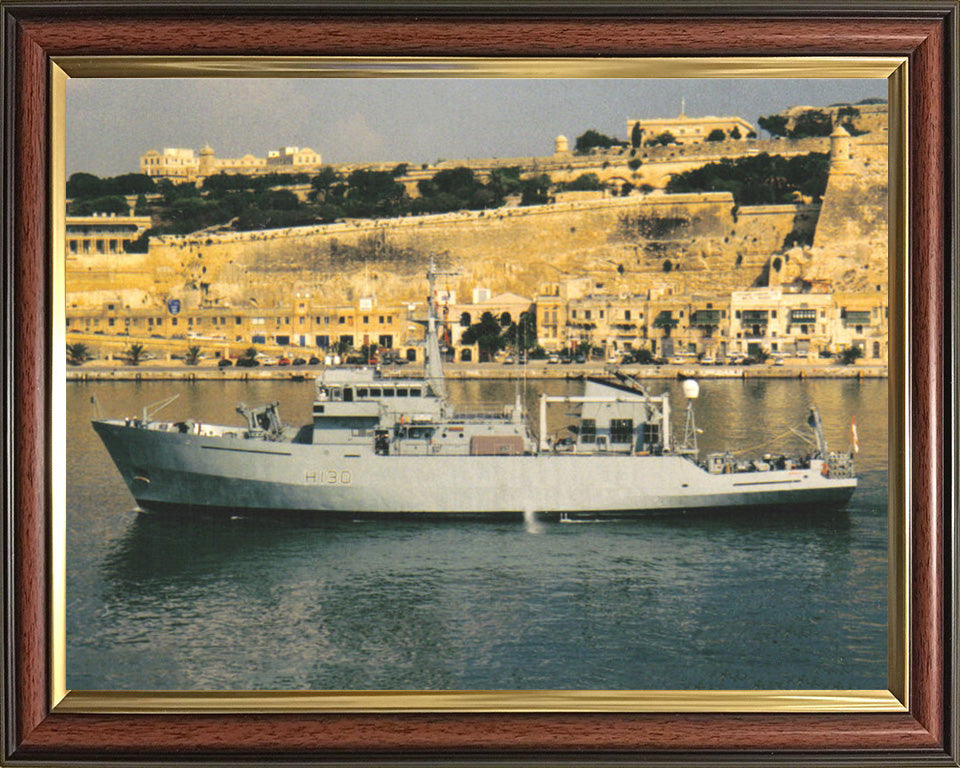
xmin=65 ymin=213 xmax=153 ymax=256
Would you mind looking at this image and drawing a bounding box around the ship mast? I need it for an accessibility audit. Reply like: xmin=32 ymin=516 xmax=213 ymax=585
xmin=424 ymin=254 xmax=458 ymax=398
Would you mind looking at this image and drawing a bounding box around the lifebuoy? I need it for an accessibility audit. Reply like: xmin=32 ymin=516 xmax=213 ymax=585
xmin=821 ymin=463 xmax=829 ymax=477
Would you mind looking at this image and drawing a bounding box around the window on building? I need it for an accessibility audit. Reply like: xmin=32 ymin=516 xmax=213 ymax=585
xmin=339 ymin=316 xmax=345 ymax=324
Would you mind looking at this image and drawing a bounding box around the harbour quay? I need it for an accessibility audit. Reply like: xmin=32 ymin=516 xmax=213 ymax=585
xmin=65 ymin=360 xmax=887 ymax=382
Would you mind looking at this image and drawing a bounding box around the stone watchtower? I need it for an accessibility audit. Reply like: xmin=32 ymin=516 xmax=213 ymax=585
xmin=198 ymin=143 xmax=216 ymax=178
xmin=828 ymin=124 xmax=853 ymax=174
xmin=554 ymin=135 xmax=571 ymax=159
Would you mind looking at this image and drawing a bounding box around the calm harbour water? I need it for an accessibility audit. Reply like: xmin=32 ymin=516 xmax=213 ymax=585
xmin=66 ymin=376 xmax=888 ymax=691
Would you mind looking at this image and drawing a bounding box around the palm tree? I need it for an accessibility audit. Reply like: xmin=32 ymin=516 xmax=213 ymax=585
xmin=185 ymin=345 xmax=202 ymax=366
xmin=126 ymin=343 xmax=146 ymax=366
xmin=66 ymin=342 xmax=89 ymax=366
xmin=241 ymin=346 xmax=259 ymax=362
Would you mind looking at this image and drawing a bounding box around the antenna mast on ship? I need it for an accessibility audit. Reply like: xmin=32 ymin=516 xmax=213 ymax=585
xmin=424 ymin=253 xmax=458 ymax=398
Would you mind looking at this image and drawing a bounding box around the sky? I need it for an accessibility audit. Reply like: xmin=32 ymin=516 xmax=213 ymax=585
xmin=66 ymin=77 xmax=888 ymax=177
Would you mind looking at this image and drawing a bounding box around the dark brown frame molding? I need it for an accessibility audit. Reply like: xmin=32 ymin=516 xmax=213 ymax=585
xmin=2 ymin=2 xmax=957 ymax=765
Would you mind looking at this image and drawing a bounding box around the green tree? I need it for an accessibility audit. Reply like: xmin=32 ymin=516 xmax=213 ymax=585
xmin=757 ymin=114 xmax=789 ymax=137
xmin=461 ymin=311 xmax=505 ymax=362
xmin=241 ymin=346 xmax=259 ymax=362
xmin=645 ymin=131 xmax=677 ymax=147
xmin=729 ymin=126 xmax=742 ymax=139
xmin=788 ymin=109 xmax=833 ymax=139
xmin=627 ymin=158 xmax=643 ymax=171
xmin=125 ymin=343 xmax=147 ymax=366
xmin=66 ymin=342 xmax=89 ymax=366
xmin=665 ymin=152 xmax=830 ymax=205
xmin=574 ymin=129 xmax=624 ymax=154
xmin=69 ymin=195 xmax=130 ymax=215
xmin=838 ymin=345 xmax=864 ymax=365
xmin=185 ymin=345 xmax=202 ymax=365
xmin=520 ymin=174 xmax=551 ymax=206
xmin=705 ymin=128 xmax=727 ymax=142
xmin=308 ymin=166 xmax=344 ymax=202
xmin=562 ymin=172 xmax=602 ymax=191
xmin=66 ymin=172 xmax=104 ymax=199
xmin=630 ymin=122 xmax=643 ymax=148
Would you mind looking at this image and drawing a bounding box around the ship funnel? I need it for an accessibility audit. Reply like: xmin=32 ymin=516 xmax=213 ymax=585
xmin=682 ymin=379 xmax=700 ymax=399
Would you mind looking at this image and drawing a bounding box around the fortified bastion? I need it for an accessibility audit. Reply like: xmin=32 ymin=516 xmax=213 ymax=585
xmin=65 ymin=122 xmax=887 ymax=311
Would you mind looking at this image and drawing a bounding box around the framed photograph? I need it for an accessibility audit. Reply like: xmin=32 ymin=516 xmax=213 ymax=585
xmin=2 ymin=2 xmax=956 ymax=765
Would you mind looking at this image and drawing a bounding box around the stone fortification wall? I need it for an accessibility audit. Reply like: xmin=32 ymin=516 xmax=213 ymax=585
xmin=66 ymin=191 xmax=817 ymax=309
xmin=808 ymin=134 xmax=888 ymax=291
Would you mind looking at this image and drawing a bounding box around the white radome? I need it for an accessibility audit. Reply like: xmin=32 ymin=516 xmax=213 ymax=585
xmin=682 ymin=379 xmax=700 ymax=399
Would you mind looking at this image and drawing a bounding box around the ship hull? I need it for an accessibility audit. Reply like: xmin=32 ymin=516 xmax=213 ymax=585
xmin=93 ymin=420 xmax=857 ymax=518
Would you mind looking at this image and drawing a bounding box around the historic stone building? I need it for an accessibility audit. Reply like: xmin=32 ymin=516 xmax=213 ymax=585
xmin=65 ymin=212 xmax=152 ymax=256
xmin=140 ymin=144 xmax=322 ymax=182
xmin=626 ymin=112 xmax=755 ymax=145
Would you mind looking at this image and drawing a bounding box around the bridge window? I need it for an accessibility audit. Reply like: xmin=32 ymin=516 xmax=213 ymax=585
xmin=356 ymin=388 xmax=368 ymax=398
xmin=580 ymin=419 xmax=596 ymax=443
xmin=369 ymin=387 xmax=381 ymax=397
xmin=409 ymin=388 xmax=422 ymax=397
xmin=396 ymin=388 xmax=408 ymax=397
xmin=610 ymin=419 xmax=634 ymax=444
xmin=382 ymin=388 xmax=394 ymax=397
xmin=642 ymin=423 xmax=661 ymax=446
xmin=343 ymin=388 xmax=353 ymax=402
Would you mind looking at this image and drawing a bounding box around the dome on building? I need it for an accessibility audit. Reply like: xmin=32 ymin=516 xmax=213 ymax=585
xmin=554 ymin=135 xmax=569 ymax=154
xmin=200 ymin=144 xmax=215 ymax=156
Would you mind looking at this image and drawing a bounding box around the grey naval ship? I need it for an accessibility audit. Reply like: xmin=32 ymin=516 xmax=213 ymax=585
xmin=93 ymin=264 xmax=857 ymax=520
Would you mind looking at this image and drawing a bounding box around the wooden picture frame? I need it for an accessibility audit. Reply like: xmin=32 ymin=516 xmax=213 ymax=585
xmin=2 ymin=2 xmax=956 ymax=764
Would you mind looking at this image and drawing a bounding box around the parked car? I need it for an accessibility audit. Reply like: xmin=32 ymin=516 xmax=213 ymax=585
xmin=236 ymin=357 xmax=260 ymax=368
xmin=218 ymin=358 xmax=233 ymax=367
xmin=278 ymin=356 xmax=292 ymax=366
xmin=292 ymin=357 xmax=307 ymax=366
xmin=308 ymin=356 xmax=321 ymax=365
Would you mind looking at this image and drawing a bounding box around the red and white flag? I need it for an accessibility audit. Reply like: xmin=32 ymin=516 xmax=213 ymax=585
xmin=851 ymin=417 xmax=860 ymax=454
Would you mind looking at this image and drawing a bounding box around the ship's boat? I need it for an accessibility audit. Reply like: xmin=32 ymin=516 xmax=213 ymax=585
xmin=92 ymin=262 xmax=857 ymax=519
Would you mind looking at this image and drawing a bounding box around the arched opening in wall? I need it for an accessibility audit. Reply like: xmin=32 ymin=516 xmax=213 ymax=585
xmin=460 ymin=348 xmax=473 ymax=362
xmin=406 ymin=348 xmax=417 ymax=362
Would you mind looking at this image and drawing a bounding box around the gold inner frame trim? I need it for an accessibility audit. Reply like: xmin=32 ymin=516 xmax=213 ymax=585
xmin=50 ymin=55 xmax=909 ymax=716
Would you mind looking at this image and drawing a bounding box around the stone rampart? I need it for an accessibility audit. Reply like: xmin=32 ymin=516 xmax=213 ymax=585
xmin=67 ymin=191 xmax=819 ymax=310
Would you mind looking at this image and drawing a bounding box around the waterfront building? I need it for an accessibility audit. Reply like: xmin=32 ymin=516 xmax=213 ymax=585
xmin=831 ymin=291 xmax=888 ymax=362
